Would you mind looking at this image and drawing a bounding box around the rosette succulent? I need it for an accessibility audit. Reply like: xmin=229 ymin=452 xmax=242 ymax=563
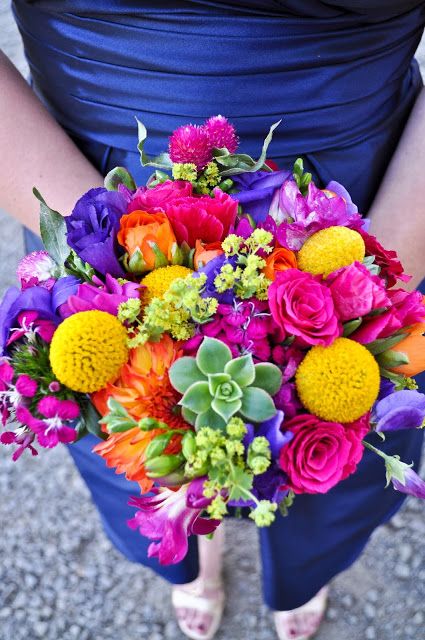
xmin=169 ymin=337 xmax=282 ymax=430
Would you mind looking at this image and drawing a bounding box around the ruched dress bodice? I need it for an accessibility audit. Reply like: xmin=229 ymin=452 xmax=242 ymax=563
xmin=12 ymin=0 xmax=425 ymax=210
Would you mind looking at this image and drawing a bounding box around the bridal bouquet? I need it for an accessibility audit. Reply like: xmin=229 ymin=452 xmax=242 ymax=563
xmin=1 ymin=116 xmax=425 ymax=564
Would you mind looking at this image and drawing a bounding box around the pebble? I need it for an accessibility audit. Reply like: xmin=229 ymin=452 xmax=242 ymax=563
xmin=399 ymin=543 xmax=413 ymax=563
xmin=365 ymin=627 xmax=376 ymax=640
xmin=395 ymin=563 xmax=411 ymax=579
xmin=33 ymin=621 xmax=49 ymax=637
xmin=412 ymin=611 xmax=424 ymax=626
xmin=364 ymin=603 xmax=376 ymax=619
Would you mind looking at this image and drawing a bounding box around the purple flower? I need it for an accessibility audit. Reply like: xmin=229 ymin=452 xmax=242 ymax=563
xmin=231 ymin=169 xmax=292 ymax=222
xmin=273 ymin=383 xmax=303 ymax=420
xmin=0 ymin=359 xmax=14 ymax=425
xmin=0 ymin=427 xmax=38 ymax=461
xmin=16 ymin=397 xmax=79 ymax=449
xmin=275 ymin=180 xmax=365 ymax=251
xmin=197 ymin=254 xmax=238 ymax=304
xmin=17 ymin=251 xmax=57 ymax=291
xmin=7 ymin=311 xmax=56 ymax=347
xmin=373 ymin=390 xmax=425 ymax=432
xmin=392 ymin=467 xmax=425 ymax=499
xmin=66 ymin=187 xmax=127 ymax=277
xmin=61 ymin=274 xmax=141 ymax=317
xmin=128 ymin=478 xmax=220 ymax=565
xmin=244 ymin=411 xmax=293 ymax=461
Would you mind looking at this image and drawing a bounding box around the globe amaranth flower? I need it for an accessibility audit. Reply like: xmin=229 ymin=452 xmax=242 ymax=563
xmin=66 ymin=187 xmax=127 ymax=277
xmin=279 ymin=413 xmax=368 ymax=494
xmin=17 ymin=251 xmax=57 ymax=290
xmin=276 ymin=180 xmax=365 ymax=251
xmin=373 ymin=389 xmax=425 ymax=432
xmin=231 ymin=168 xmax=292 ymax=222
xmin=268 ymin=268 xmax=341 ymax=347
xmin=127 ymin=180 xmax=193 ymax=214
xmin=61 ymin=274 xmax=141 ymax=317
xmin=169 ymin=124 xmax=212 ymax=170
xmin=327 ymin=261 xmax=390 ymax=322
xmin=204 ymin=115 xmax=239 ymax=153
xmin=128 ymin=478 xmax=220 ymax=565
xmin=169 ymin=337 xmax=282 ymax=430
xmin=16 ymin=397 xmax=79 ymax=448
xmin=117 ymin=210 xmax=178 ymax=274
xmin=165 ymin=189 xmax=238 ymax=248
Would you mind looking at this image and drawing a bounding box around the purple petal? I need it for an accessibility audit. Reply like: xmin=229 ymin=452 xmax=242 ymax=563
xmin=392 ymin=467 xmax=425 ymax=499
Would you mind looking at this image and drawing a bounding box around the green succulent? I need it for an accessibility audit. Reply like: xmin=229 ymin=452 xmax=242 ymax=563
xmin=168 ymin=337 xmax=282 ymax=430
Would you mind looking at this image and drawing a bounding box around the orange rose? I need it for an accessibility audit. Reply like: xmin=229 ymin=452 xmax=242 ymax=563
xmin=193 ymin=240 xmax=224 ymax=270
xmin=389 ymin=321 xmax=425 ymax=377
xmin=117 ymin=210 xmax=177 ymax=273
xmin=263 ymin=246 xmax=297 ymax=281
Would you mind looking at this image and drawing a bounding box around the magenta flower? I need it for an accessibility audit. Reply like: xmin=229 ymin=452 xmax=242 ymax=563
xmin=128 ymin=478 xmax=220 ymax=565
xmin=204 ymin=115 xmax=238 ymax=153
xmin=7 ymin=310 xmax=56 ymax=346
xmin=169 ymin=124 xmax=212 ymax=170
xmin=0 ymin=427 xmax=38 ymax=461
xmin=0 ymin=359 xmax=15 ymax=425
xmin=17 ymin=251 xmax=57 ymax=291
xmin=16 ymin=397 xmax=79 ymax=449
xmin=328 ymin=262 xmax=390 ymax=322
xmin=61 ymin=274 xmax=141 ymax=317
xmin=275 ymin=180 xmax=364 ymax=251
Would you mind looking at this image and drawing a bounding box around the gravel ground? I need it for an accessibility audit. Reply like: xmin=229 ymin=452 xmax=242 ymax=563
xmin=0 ymin=5 xmax=424 ymax=640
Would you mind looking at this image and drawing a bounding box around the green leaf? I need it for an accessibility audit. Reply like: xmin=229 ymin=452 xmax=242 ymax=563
xmin=145 ymin=453 xmax=184 ymax=478
xmin=104 ymin=166 xmax=137 ymax=192
xmin=196 ymin=337 xmax=232 ymax=375
xmin=224 ymin=354 xmax=255 ymax=387
xmin=240 ymin=387 xmax=277 ymax=422
xmin=376 ymin=349 xmax=409 ymax=369
xmin=228 ymin=467 xmax=254 ymax=502
xmin=195 ymin=407 xmax=226 ymax=431
xmin=34 ymin=188 xmax=70 ymax=267
xmin=136 ymin=118 xmax=173 ymax=170
xmin=343 ymin=317 xmax=362 ymax=337
xmin=365 ymin=333 xmax=407 ymax=356
xmin=144 ymin=432 xmax=174 ymax=460
xmin=211 ymin=397 xmax=242 ymax=423
xmin=169 ymin=357 xmax=206 ymax=394
xmin=181 ymin=406 xmax=197 ymax=426
xmin=80 ymin=400 xmax=107 ymax=440
xmin=253 ymin=363 xmax=282 ymax=395
xmin=181 ymin=381 xmax=212 ymax=413
xmin=65 ymin=250 xmax=95 ymax=282
xmin=207 ymin=372 xmax=231 ymax=396
xmin=217 ymin=120 xmax=282 ymax=177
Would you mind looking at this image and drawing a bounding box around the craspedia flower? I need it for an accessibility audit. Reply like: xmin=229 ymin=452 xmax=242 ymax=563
xmin=204 ymin=115 xmax=239 ymax=153
xmin=49 ymin=310 xmax=128 ymax=393
xmin=141 ymin=265 xmax=193 ymax=303
xmin=169 ymin=124 xmax=212 ymax=170
xmin=295 ymin=337 xmax=380 ymax=423
xmin=297 ymin=226 xmax=365 ymax=277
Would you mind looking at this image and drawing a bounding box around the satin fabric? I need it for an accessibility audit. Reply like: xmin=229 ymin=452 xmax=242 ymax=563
xmin=14 ymin=0 xmax=425 ymax=609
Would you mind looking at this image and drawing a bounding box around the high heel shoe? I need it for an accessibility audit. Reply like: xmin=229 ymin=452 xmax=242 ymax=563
xmin=274 ymin=586 xmax=329 ymax=640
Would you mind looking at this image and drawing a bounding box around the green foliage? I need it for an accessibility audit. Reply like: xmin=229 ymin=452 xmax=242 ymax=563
xmin=33 ymin=188 xmax=70 ymax=269
xmin=292 ymin=158 xmax=312 ymax=196
xmin=104 ymin=166 xmax=137 ymax=192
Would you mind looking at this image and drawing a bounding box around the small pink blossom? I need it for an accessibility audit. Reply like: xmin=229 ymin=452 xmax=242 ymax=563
xmin=204 ymin=115 xmax=238 ymax=153
xmin=15 ymin=375 xmax=38 ymax=398
xmin=0 ymin=427 xmax=38 ymax=461
xmin=17 ymin=251 xmax=57 ymax=290
xmin=16 ymin=397 xmax=79 ymax=449
xmin=127 ymin=180 xmax=193 ymax=214
xmin=169 ymin=124 xmax=212 ymax=170
xmin=328 ymin=262 xmax=390 ymax=322
xmin=7 ymin=311 xmax=56 ymax=346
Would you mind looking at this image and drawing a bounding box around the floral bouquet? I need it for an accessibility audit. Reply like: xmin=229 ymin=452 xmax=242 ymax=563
xmin=1 ymin=116 xmax=425 ymax=565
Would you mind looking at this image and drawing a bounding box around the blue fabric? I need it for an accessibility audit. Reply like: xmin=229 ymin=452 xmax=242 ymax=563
xmin=14 ymin=0 xmax=425 ymax=609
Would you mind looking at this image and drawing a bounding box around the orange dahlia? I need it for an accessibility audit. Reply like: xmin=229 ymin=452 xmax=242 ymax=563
xmin=92 ymin=335 xmax=187 ymax=492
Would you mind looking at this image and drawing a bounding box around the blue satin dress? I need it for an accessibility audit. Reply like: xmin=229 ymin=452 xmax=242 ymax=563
xmin=12 ymin=0 xmax=425 ymax=610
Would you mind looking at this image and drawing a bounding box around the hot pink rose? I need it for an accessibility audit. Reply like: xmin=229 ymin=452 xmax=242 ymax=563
xmin=268 ymin=269 xmax=341 ymax=346
xmin=279 ymin=413 xmax=368 ymax=494
xmin=165 ymin=188 xmax=238 ymax=247
xmin=353 ymin=288 xmax=425 ymax=344
xmin=328 ymin=262 xmax=390 ymax=322
xmin=127 ymin=180 xmax=193 ymax=214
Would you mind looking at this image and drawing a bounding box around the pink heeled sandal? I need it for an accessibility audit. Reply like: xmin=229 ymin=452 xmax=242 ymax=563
xmin=172 ymin=576 xmax=225 ymax=640
xmin=274 ymin=586 xmax=329 ymax=640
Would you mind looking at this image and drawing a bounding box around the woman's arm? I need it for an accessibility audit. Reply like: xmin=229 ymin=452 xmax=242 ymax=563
xmin=0 ymin=51 xmax=103 ymax=235
xmin=368 ymin=87 xmax=425 ymax=289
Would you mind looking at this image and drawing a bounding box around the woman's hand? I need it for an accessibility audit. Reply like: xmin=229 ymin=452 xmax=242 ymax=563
xmin=0 ymin=51 xmax=103 ymax=234
xmin=368 ymin=87 xmax=425 ymax=290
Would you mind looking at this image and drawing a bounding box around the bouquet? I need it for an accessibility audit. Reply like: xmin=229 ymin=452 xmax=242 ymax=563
xmin=1 ymin=116 xmax=425 ymax=566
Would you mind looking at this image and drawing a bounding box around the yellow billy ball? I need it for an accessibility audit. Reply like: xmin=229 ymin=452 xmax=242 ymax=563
xmin=295 ymin=337 xmax=380 ymax=423
xmin=49 ymin=310 xmax=129 ymax=393
xmin=141 ymin=265 xmax=193 ymax=304
xmin=297 ymin=226 xmax=365 ymax=277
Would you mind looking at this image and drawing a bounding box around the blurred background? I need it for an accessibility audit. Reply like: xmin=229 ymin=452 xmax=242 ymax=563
xmin=0 ymin=4 xmax=424 ymax=640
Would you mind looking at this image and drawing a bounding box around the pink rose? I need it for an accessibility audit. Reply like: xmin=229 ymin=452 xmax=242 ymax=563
xmin=165 ymin=188 xmax=238 ymax=247
xmin=268 ymin=269 xmax=341 ymax=346
xmin=328 ymin=262 xmax=390 ymax=322
xmin=127 ymin=180 xmax=193 ymax=214
xmin=279 ymin=413 xmax=368 ymax=494
xmin=353 ymin=288 xmax=425 ymax=344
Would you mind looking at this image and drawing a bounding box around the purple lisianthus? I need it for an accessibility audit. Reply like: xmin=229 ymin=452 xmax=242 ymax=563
xmin=0 ymin=277 xmax=79 ymax=354
xmin=61 ymin=274 xmax=141 ymax=317
xmin=275 ymin=179 xmax=365 ymax=251
xmin=392 ymin=467 xmax=425 ymax=499
xmin=373 ymin=390 xmax=425 ymax=432
xmin=231 ymin=169 xmax=292 ymax=222
xmin=66 ymin=187 xmax=127 ymax=277
xmin=128 ymin=478 xmax=220 ymax=565
xmin=197 ymin=254 xmax=238 ymax=304
xmin=244 ymin=411 xmax=293 ymax=460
